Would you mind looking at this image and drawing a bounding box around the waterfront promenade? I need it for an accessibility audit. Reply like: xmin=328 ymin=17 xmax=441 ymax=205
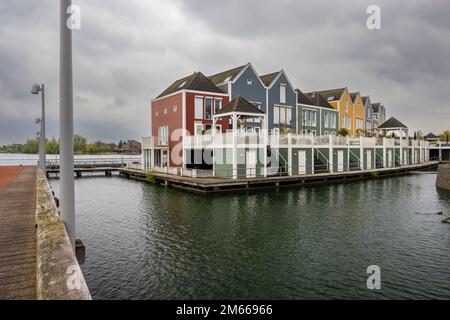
xmin=0 ymin=166 xmax=37 ymax=299
xmin=0 ymin=165 xmax=90 ymax=300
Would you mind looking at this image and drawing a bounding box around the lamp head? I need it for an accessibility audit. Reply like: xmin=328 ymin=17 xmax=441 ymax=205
xmin=31 ymin=83 xmax=41 ymax=95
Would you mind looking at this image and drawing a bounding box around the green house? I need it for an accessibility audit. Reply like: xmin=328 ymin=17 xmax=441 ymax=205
xmin=296 ymin=89 xmax=339 ymax=136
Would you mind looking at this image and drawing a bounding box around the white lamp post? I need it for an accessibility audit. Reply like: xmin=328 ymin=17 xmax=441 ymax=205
xmin=60 ymin=0 xmax=75 ymax=249
xmin=31 ymin=84 xmax=46 ymax=175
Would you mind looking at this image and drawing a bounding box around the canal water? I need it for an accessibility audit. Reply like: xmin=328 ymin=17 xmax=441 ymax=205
xmin=49 ymin=174 xmax=450 ymax=300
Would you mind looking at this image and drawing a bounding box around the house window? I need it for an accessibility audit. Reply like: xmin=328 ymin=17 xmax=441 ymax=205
xmin=274 ymin=105 xmax=292 ymax=125
xmin=194 ymin=123 xmax=203 ymax=136
xmin=214 ymin=99 xmax=222 ymax=113
xmin=356 ymin=118 xmax=364 ymax=130
xmin=286 ymin=108 xmax=292 ymax=124
xmin=280 ymin=84 xmax=286 ymax=104
xmin=324 ymin=113 xmax=337 ymax=129
xmin=302 ymin=109 xmax=317 ymax=127
xmin=164 ymin=107 xmax=168 ymax=114
xmin=247 ymin=79 xmax=253 ymax=86
xmin=205 ymin=98 xmax=213 ymax=119
xmin=195 ymin=97 xmax=203 ymax=119
xmin=272 ymin=128 xmax=280 ymax=135
xmin=345 ymin=99 xmax=349 ymax=112
xmin=173 ymin=105 xmax=177 ymax=112
xmin=330 ymin=114 xmax=337 ymax=128
xmin=155 ymin=110 xmax=159 ymax=117
xmin=274 ymin=106 xmax=280 ymax=124
xmin=158 ymin=126 xmax=168 ymax=145
xmin=324 ymin=131 xmax=329 ymax=135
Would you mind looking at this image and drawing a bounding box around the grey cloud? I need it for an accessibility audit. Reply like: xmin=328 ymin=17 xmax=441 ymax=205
xmin=1 ymin=0 xmax=449 ymax=146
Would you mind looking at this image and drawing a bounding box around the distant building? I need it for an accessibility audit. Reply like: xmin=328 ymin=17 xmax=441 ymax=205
xmin=309 ymin=88 xmax=354 ymax=136
xmin=123 ymin=140 xmax=142 ymax=154
xmin=362 ymin=96 xmax=374 ymax=136
xmin=297 ymin=90 xmax=339 ymax=136
xmin=107 ymin=143 xmax=118 ymax=152
xmin=350 ymin=92 xmax=366 ymax=136
xmin=372 ymin=103 xmax=386 ymax=134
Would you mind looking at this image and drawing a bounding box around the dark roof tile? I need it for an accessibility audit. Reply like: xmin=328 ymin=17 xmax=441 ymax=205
xmin=378 ymin=117 xmax=407 ymax=129
xmin=260 ymin=71 xmax=280 ymax=87
xmin=208 ymin=64 xmax=247 ymax=85
xmin=216 ymin=96 xmax=265 ymax=115
xmin=156 ymin=72 xmax=223 ymax=99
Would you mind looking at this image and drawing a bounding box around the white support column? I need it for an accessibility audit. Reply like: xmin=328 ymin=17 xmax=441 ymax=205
xmin=232 ymin=113 xmax=238 ymax=179
xmin=400 ymin=129 xmax=404 ymax=166
xmin=346 ymin=136 xmax=350 ymax=172
xmin=311 ymin=147 xmax=315 ymax=175
xmin=288 ymin=133 xmax=292 ymax=176
xmin=263 ymin=117 xmax=268 ymax=177
xmin=329 ymin=135 xmax=334 ymax=173
xmin=360 ymin=136 xmax=364 ymax=170
xmin=383 ymin=138 xmax=387 ymax=168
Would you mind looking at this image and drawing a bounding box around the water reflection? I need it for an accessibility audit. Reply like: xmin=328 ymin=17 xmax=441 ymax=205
xmin=50 ymin=173 xmax=450 ymax=299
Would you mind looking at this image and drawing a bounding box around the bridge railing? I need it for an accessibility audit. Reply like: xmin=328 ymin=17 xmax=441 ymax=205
xmin=46 ymin=157 xmax=141 ymax=168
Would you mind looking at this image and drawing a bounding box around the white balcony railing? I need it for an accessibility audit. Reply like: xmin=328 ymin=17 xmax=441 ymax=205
xmin=147 ymin=133 xmax=431 ymax=150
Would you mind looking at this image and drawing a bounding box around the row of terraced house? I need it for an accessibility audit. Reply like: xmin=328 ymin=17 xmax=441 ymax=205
xmin=142 ymin=63 xmax=429 ymax=179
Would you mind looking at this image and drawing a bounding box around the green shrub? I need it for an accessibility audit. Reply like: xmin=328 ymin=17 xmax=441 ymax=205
xmin=371 ymin=172 xmax=379 ymax=179
xmin=146 ymin=170 xmax=155 ymax=182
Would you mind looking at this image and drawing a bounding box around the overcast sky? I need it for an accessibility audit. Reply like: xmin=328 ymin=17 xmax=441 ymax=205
xmin=0 ymin=0 xmax=449 ymax=145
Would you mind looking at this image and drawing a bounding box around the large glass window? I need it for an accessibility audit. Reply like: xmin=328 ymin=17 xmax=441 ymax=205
xmin=302 ymin=109 xmax=317 ymax=127
xmin=195 ymin=97 xmax=203 ymax=119
xmin=274 ymin=106 xmax=280 ymax=124
xmin=158 ymin=126 xmax=168 ymax=145
xmin=205 ymin=98 xmax=213 ymax=119
xmin=274 ymin=105 xmax=292 ymax=125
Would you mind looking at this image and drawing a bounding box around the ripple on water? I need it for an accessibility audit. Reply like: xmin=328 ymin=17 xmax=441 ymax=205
xmin=50 ymin=174 xmax=450 ymax=299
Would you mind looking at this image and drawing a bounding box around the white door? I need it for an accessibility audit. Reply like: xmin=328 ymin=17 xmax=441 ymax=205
xmin=366 ymin=150 xmax=372 ymax=170
xmin=298 ymin=150 xmax=306 ymax=174
xmin=246 ymin=150 xmax=257 ymax=178
xmin=337 ymin=150 xmax=344 ymax=172
xmin=388 ymin=150 xmax=392 ymax=167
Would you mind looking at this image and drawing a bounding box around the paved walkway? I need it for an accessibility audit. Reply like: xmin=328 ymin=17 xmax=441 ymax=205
xmin=0 ymin=166 xmax=37 ymax=300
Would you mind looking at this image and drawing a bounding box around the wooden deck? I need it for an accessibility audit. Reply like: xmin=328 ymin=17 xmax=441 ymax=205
xmin=0 ymin=166 xmax=37 ymax=300
xmin=119 ymin=161 xmax=439 ymax=193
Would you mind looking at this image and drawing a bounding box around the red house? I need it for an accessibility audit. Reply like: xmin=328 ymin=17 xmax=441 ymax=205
xmin=145 ymin=72 xmax=229 ymax=169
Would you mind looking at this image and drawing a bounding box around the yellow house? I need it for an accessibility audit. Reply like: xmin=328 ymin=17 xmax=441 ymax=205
xmin=311 ymin=88 xmax=354 ymax=135
xmin=350 ymin=92 xmax=366 ymax=136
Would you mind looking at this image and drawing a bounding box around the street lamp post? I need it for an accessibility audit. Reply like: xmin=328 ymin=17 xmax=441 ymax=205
xmin=31 ymin=84 xmax=46 ymax=176
xmin=60 ymin=0 xmax=75 ymax=249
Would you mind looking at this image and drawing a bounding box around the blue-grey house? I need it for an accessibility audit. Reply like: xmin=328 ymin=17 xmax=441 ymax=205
xmin=209 ymin=63 xmax=267 ymax=132
xmin=260 ymin=70 xmax=297 ymax=133
xmin=362 ymin=96 xmax=374 ymax=136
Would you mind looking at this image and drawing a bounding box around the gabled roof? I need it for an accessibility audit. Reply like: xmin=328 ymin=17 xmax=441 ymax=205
xmin=215 ymin=96 xmax=265 ymax=116
xmin=208 ymin=64 xmax=248 ymax=86
xmin=305 ymin=92 xmax=335 ymax=110
xmin=378 ymin=117 xmax=408 ymax=130
xmin=425 ymin=133 xmax=438 ymax=139
xmin=362 ymin=96 xmax=370 ymax=105
xmin=350 ymin=92 xmax=360 ymax=103
xmin=156 ymin=72 xmax=223 ymax=99
xmin=260 ymin=71 xmax=280 ymax=87
xmin=310 ymin=88 xmax=347 ymax=102
xmin=295 ymin=89 xmax=314 ymax=105
xmin=372 ymin=103 xmax=382 ymax=113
